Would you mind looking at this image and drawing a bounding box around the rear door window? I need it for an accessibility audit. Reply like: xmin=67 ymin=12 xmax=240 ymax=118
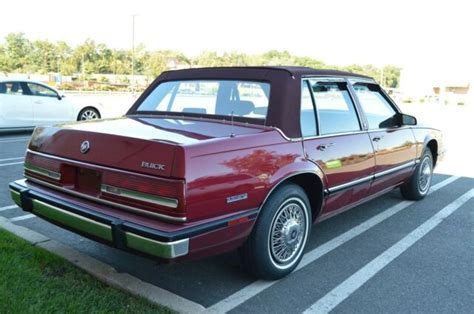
xmin=300 ymin=81 xmax=317 ymax=137
xmin=0 ymin=82 xmax=26 ymax=95
xmin=308 ymin=80 xmax=361 ymax=135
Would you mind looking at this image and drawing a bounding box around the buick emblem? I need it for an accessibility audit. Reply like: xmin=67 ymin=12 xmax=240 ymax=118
xmin=141 ymin=161 xmax=165 ymax=171
xmin=80 ymin=141 xmax=90 ymax=154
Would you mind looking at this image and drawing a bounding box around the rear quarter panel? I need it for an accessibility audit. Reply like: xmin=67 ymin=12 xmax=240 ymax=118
xmin=181 ymin=131 xmax=323 ymax=221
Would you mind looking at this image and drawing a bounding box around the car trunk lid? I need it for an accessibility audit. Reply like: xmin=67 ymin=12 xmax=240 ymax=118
xmin=28 ymin=116 xmax=268 ymax=177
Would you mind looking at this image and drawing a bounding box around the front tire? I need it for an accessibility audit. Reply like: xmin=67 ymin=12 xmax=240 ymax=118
xmin=240 ymin=184 xmax=311 ymax=280
xmin=401 ymin=149 xmax=433 ymax=200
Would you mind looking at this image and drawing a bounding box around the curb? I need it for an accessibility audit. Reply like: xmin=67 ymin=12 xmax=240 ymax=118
xmin=0 ymin=216 xmax=205 ymax=313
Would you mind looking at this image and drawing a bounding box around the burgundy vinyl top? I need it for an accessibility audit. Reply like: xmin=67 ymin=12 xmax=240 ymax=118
xmin=128 ymin=66 xmax=372 ymax=138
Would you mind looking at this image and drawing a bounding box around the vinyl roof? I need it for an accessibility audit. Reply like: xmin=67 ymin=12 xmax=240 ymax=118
xmin=130 ymin=66 xmax=377 ymax=138
xmin=162 ymin=66 xmax=372 ymax=80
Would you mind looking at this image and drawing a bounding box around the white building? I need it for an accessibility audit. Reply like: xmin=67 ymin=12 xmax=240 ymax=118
xmin=399 ymin=67 xmax=472 ymax=105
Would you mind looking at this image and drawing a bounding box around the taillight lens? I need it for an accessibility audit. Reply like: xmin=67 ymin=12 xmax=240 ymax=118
xmin=101 ymin=172 xmax=185 ymax=215
xmin=24 ymin=153 xmax=62 ymax=185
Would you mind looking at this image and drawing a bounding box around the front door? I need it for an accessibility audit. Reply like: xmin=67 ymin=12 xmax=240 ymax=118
xmin=352 ymin=83 xmax=417 ymax=194
xmin=26 ymin=83 xmax=72 ymax=125
xmin=301 ymin=79 xmax=375 ymax=216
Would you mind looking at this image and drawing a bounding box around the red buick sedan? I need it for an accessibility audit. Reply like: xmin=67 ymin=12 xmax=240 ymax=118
xmin=10 ymin=67 xmax=444 ymax=279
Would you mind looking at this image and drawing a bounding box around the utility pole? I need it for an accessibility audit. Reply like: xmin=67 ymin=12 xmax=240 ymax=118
xmin=82 ymin=54 xmax=85 ymax=90
xmin=380 ymin=66 xmax=385 ymax=88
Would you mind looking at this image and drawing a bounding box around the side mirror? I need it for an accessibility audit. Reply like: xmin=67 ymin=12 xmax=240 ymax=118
xmin=379 ymin=113 xmax=417 ymax=128
xmin=397 ymin=113 xmax=417 ymax=126
xmin=57 ymin=93 xmax=65 ymax=100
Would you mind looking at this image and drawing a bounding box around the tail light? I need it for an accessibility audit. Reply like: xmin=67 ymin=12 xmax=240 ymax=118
xmin=24 ymin=151 xmax=186 ymax=219
xmin=101 ymin=172 xmax=186 ymax=216
xmin=24 ymin=153 xmax=62 ymax=185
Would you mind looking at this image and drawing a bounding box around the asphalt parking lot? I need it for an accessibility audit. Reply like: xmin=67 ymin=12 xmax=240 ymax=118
xmin=1 ymin=132 xmax=473 ymax=313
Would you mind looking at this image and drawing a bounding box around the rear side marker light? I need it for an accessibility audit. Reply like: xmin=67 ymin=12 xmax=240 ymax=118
xmin=101 ymin=184 xmax=179 ymax=209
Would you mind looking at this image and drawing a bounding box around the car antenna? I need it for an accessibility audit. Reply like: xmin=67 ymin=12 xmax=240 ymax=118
xmin=230 ymin=111 xmax=235 ymax=138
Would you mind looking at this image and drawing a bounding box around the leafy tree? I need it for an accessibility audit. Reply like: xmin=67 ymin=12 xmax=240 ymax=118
xmin=0 ymin=44 xmax=9 ymax=74
xmin=382 ymin=65 xmax=401 ymax=88
xmin=3 ymin=33 xmax=32 ymax=71
xmin=56 ymin=41 xmax=75 ymax=75
xmin=28 ymin=40 xmax=58 ymax=73
xmin=144 ymin=51 xmax=168 ymax=77
xmin=0 ymin=34 xmax=401 ymax=88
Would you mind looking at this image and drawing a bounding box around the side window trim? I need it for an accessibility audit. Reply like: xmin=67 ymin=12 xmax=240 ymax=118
xmin=346 ymin=82 xmax=369 ymax=131
xmin=339 ymin=81 xmax=364 ymax=132
xmin=308 ymin=78 xmax=362 ymax=135
xmin=377 ymin=85 xmax=402 ymax=113
xmin=302 ymin=79 xmax=319 ymax=137
xmin=21 ymin=82 xmax=33 ymax=96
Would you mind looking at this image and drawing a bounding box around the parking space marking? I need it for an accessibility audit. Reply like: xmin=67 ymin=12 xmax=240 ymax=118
xmin=10 ymin=214 xmax=36 ymax=222
xmin=304 ymin=188 xmax=474 ymax=314
xmin=0 ymin=205 xmax=18 ymax=212
xmin=0 ymin=157 xmax=24 ymax=162
xmin=0 ymin=161 xmax=24 ymax=167
xmin=206 ymin=176 xmax=460 ymax=313
xmin=0 ymin=137 xmax=31 ymax=143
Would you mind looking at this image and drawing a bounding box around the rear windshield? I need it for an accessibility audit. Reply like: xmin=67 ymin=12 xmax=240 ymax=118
xmin=135 ymin=80 xmax=271 ymax=120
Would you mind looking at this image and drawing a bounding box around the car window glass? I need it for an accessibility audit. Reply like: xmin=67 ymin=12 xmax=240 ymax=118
xmin=300 ymin=81 xmax=317 ymax=137
xmin=27 ymin=83 xmax=58 ymax=98
xmin=354 ymin=84 xmax=396 ymax=129
xmin=152 ymin=81 xmax=219 ymax=114
xmin=236 ymin=82 xmax=270 ymax=116
xmin=309 ymin=80 xmax=360 ymax=135
xmin=2 ymin=82 xmax=25 ymax=95
xmin=138 ymin=80 xmax=270 ymax=119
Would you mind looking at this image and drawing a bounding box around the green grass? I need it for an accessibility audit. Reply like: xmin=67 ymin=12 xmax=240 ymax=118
xmin=0 ymin=228 xmax=173 ymax=313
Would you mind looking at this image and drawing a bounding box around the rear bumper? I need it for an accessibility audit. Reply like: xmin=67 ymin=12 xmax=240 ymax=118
xmin=9 ymin=179 xmax=257 ymax=260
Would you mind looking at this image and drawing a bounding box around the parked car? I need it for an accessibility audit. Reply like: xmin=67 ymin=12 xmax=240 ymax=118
xmin=0 ymin=79 xmax=105 ymax=131
xmin=10 ymin=67 xmax=444 ymax=279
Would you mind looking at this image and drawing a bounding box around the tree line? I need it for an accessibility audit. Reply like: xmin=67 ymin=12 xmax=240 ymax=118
xmin=0 ymin=33 xmax=401 ymax=87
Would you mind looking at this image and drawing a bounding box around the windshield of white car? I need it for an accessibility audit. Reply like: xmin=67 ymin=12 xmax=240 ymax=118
xmin=135 ymin=80 xmax=271 ymax=120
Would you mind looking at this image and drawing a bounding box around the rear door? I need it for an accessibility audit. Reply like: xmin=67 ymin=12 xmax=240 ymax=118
xmin=301 ymin=79 xmax=375 ymax=215
xmin=352 ymin=83 xmax=416 ymax=194
xmin=0 ymin=81 xmax=34 ymax=128
xmin=25 ymin=82 xmax=72 ymax=125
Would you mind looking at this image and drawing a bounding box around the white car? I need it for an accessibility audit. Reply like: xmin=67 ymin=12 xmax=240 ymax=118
xmin=0 ymin=79 xmax=127 ymax=131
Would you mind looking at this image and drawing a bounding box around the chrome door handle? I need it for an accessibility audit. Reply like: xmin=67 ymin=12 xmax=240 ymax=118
xmin=372 ymin=136 xmax=384 ymax=142
xmin=317 ymin=143 xmax=335 ymax=151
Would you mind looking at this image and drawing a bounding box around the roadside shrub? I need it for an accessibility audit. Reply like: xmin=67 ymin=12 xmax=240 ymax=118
xmin=57 ymin=82 xmax=76 ymax=90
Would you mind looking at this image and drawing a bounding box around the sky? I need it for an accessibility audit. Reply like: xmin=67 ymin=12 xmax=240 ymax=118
xmin=1 ymin=0 xmax=472 ymax=79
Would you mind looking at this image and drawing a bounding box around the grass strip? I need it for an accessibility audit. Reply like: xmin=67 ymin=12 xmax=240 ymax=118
xmin=0 ymin=228 xmax=173 ymax=313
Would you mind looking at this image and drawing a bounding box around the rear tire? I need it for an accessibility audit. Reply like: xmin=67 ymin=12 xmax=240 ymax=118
xmin=77 ymin=108 xmax=100 ymax=121
xmin=240 ymin=184 xmax=311 ymax=280
xmin=401 ymin=149 xmax=433 ymax=200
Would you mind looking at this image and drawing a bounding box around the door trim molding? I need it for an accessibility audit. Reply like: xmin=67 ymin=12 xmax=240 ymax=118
xmin=325 ymin=160 xmax=417 ymax=195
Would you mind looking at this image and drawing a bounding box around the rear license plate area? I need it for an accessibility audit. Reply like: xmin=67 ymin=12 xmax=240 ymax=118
xmin=75 ymin=167 xmax=102 ymax=195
